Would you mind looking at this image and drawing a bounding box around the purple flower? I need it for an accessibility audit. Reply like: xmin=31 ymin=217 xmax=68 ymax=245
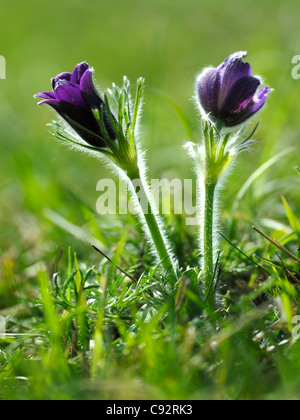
xmin=35 ymin=62 xmax=116 ymax=147
xmin=197 ymin=52 xmax=270 ymax=127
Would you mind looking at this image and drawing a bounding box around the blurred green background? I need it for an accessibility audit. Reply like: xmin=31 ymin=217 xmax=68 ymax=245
xmin=1 ymin=0 xmax=300 ymax=277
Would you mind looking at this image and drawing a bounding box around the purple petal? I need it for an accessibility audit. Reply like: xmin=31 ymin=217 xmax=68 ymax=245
xmin=54 ymin=81 xmax=86 ymax=108
xmin=48 ymin=101 xmax=108 ymax=147
xmin=251 ymin=86 xmax=270 ymax=113
xmin=36 ymin=98 xmax=60 ymax=107
xmin=51 ymin=72 xmax=72 ymax=90
xmin=70 ymin=62 xmax=89 ymax=84
xmin=221 ymin=76 xmax=260 ymax=113
xmin=197 ymin=67 xmax=220 ymax=116
xmin=217 ymin=51 xmax=252 ymax=108
xmin=220 ymin=86 xmax=270 ymax=127
xmin=79 ymin=68 xmax=96 ymax=94
xmin=34 ymin=91 xmax=56 ymax=100
xmin=79 ymin=68 xmax=103 ymax=108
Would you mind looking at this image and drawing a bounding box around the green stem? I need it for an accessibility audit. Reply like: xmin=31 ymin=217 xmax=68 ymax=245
xmin=143 ymin=200 xmax=177 ymax=279
xmin=126 ymin=166 xmax=178 ymax=281
xmin=203 ymin=180 xmax=217 ymax=309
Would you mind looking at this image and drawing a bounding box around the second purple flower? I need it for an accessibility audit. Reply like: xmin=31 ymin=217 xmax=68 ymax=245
xmin=197 ymin=51 xmax=270 ymax=127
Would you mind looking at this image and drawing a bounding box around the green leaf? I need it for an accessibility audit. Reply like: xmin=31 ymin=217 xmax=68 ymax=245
xmin=282 ymin=196 xmax=300 ymax=243
xmin=230 ymin=147 xmax=295 ymax=236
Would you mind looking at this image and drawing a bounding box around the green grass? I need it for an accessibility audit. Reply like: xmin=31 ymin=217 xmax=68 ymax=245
xmin=1 ymin=0 xmax=300 ymax=400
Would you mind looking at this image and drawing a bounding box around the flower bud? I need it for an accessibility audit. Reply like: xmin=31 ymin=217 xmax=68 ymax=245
xmin=197 ymin=52 xmax=270 ymax=127
xmin=35 ymin=62 xmax=117 ymax=147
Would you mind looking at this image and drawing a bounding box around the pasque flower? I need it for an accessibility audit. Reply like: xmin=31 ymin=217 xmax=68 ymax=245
xmin=197 ymin=52 xmax=270 ymax=127
xmin=35 ymin=68 xmax=178 ymax=279
xmin=35 ymin=62 xmax=116 ymax=147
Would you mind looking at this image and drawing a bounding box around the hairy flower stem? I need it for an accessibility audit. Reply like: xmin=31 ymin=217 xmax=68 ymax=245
xmin=143 ymin=198 xmax=177 ymax=280
xmin=192 ymin=122 xmax=229 ymax=310
xmin=126 ymin=165 xmax=178 ymax=281
xmin=203 ymin=180 xmax=217 ymax=309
